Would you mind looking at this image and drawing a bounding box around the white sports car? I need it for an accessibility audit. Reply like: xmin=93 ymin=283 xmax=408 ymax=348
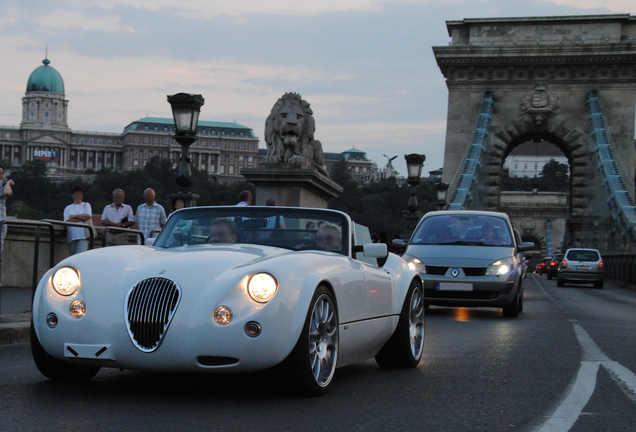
xmin=31 ymin=206 xmax=424 ymax=395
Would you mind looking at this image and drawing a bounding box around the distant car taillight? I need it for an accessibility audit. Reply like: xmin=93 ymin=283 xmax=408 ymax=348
xmin=598 ymin=261 xmax=604 ymax=271
xmin=561 ymin=260 xmax=567 ymax=269
xmin=550 ymin=262 xmax=556 ymax=266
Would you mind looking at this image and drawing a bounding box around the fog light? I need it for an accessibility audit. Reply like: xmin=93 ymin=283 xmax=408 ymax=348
xmin=70 ymin=300 xmax=86 ymax=318
xmin=214 ymin=306 xmax=232 ymax=325
xmin=46 ymin=313 xmax=58 ymax=328
xmin=245 ymin=321 xmax=262 ymax=338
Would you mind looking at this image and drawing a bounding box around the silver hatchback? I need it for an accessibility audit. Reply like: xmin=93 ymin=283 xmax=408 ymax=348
xmin=401 ymin=211 xmax=534 ymax=318
xmin=557 ymin=248 xmax=604 ymax=289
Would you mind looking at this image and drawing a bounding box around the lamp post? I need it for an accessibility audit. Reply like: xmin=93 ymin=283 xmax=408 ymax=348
xmin=167 ymin=93 xmax=204 ymax=207
xmin=435 ymin=182 xmax=449 ymax=210
xmin=401 ymin=153 xmax=426 ymax=240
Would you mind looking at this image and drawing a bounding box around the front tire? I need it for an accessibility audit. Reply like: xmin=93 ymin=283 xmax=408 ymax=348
xmin=502 ymin=290 xmax=521 ymax=318
xmin=284 ymin=286 xmax=338 ymax=396
xmin=30 ymin=322 xmax=100 ymax=381
xmin=375 ymin=280 xmax=425 ymax=368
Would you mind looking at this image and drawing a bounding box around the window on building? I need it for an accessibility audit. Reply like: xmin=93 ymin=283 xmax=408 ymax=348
xmin=230 ymin=142 xmax=235 ymax=149
xmin=249 ymin=143 xmax=254 ymax=150
xmin=80 ymin=138 xmax=85 ymax=144
xmin=153 ymin=151 xmax=158 ymax=156
xmin=79 ymin=161 xmax=85 ymax=169
xmin=514 ymin=163 xmax=518 ymax=169
xmin=229 ymin=155 xmax=234 ymax=161
xmin=355 ymin=167 xmax=359 ymax=173
xmin=116 ymin=140 xmax=121 ymax=145
xmin=163 ymin=151 xmax=168 ymax=157
xmin=144 ymin=137 xmax=149 ymax=143
xmin=134 ymin=150 xmax=139 ymax=156
xmin=210 ymin=165 xmax=215 ymax=173
xmin=229 ymin=166 xmax=234 ymax=174
xmin=58 ymin=113 xmax=62 ymax=121
xmin=144 ymin=150 xmax=149 ymax=157
xmin=248 ymin=156 xmax=253 ymax=163
xmin=134 ymin=137 xmax=139 ymax=142
xmin=164 ymin=138 xmax=168 ymax=144
xmin=106 ymin=140 xmax=112 ymax=144
xmin=70 ymin=161 xmax=75 ymax=168
xmin=220 ymin=165 xmax=225 ymax=174
xmin=239 ymin=143 xmax=244 ymax=149
xmin=133 ymin=160 xmax=139 ymax=169
xmin=220 ymin=155 xmax=225 ymax=161
xmin=221 ymin=142 xmax=226 ymax=148
xmin=154 ymin=138 xmax=159 ymax=144
xmin=524 ymin=163 xmax=528 ymax=169
xmin=535 ymin=163 xmax=538 ymax=169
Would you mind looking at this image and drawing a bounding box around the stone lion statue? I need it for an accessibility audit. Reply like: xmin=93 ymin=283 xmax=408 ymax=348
xmin=263 ymin=92 xmax=326 ymax=174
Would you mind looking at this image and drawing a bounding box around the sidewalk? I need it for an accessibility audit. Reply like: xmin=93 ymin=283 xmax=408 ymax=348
xmin=0 ymin=287 xmax=32 ymax=345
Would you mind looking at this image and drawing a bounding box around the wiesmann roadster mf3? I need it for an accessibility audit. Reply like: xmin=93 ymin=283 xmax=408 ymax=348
xmin=31 ymin=206 xmax=425 ymax=395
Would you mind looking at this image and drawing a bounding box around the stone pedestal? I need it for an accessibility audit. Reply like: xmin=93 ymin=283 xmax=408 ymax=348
xmin=168 ymin=191 xmax=199 ymax=208
xmin=241 ymin=165 xmax=342 ymax=208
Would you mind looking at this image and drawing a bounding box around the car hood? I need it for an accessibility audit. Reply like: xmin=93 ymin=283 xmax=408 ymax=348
xmin=60 ymin=244 xmax=294 ymax=290
xmin=405 ymin=244 xmax=514 ymax=267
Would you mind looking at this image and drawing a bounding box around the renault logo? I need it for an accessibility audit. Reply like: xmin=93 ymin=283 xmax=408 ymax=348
xmin=451 ymin=268 xmax=460 ymax=278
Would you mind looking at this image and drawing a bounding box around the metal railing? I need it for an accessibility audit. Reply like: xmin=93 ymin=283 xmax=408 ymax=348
xmin=448 ymin=90 xmax=494 ymax=210
xmin=41 ymin=219 xmax=96 ymax=250
xmin=102 ymin=226 xmax=145 ymax=247
xmin=0 ymin=220 xmax=55 ymax=302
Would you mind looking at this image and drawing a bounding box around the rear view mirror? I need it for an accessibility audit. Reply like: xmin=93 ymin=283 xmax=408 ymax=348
xmin=363 ymin=243 xmax=388 ymax=258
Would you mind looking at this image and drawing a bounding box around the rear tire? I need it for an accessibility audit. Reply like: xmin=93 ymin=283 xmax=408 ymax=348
xmin=375 ymin=280 xmax=425 ymax=368
xmin=594 ymin=281 xmax=604 ymax=289
xmin=283 ymin=286 xmax=338 ymax=397
xmin=30 ymin=322 xmax=100 ymax=381
xmin=557 ymin=278 xmax=565 ymax=287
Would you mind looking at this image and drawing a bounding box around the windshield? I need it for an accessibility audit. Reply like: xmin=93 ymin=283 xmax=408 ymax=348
xmin=155 ymin=206 xmax=349 ymax=255
xmin=566 ymin=250 xmax=600 ymax=262
xmin=410 ymin=214 xmax=514 ymax=247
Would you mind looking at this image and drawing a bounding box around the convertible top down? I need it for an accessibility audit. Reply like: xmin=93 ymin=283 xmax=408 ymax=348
xmin=32 ymin=206 xmax=425 ymax=395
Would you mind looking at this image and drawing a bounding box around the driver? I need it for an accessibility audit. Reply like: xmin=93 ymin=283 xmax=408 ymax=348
xmin=480 ymin=223 xmax=500 ymax=245
xmin=208 ymin=218 xmax=237 ymax=244
xmin=316 ymin=223 xmax=342 ymax=252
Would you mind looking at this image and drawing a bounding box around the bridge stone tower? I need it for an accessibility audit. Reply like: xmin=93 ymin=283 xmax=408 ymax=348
xmin=434 ymin=15 xmax=636 ymax=251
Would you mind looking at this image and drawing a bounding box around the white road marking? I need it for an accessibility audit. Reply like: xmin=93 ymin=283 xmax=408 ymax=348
xmin=537 ymin=361 xmax=600 ymax=432
xmin=535 ymin=279 xmax=636 ymax=432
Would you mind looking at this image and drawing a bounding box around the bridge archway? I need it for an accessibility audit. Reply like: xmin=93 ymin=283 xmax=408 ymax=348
xmin=433 ymin=15 xmax=636 ymax=252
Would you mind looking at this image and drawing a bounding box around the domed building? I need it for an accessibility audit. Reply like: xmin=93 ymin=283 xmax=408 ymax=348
xmin=0 ymin=57 xmax=259 ymax=182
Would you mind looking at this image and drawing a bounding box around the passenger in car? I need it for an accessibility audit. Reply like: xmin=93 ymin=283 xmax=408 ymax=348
xmin=480 ymin=223 xmax=501 ymax=245
xmin=316 ymin=223 xmax=342 ymax=252
xmin=208 ymin=218 xmax=237 ymax=244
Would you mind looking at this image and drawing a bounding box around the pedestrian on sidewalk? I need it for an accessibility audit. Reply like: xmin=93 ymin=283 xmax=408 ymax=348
xmin=101 ymin=189 xmax=135 ymax=245
xmin=0 ymin=165 xmax=15 ymax=274
xmin=63 ymin=185 xmax=92 ymax=255
xmin=135 ymin=188 xmax=166 ymax=244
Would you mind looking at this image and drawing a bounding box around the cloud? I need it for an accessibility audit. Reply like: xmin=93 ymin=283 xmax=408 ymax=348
xmin=35 ymin=10 xmax=128 ymax=32
xmin=536 ymin=0 xmax=634 ymax=11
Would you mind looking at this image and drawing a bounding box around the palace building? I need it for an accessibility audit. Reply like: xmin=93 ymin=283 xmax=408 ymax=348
xmin=0 ymin=58 xmax=260 ymax=183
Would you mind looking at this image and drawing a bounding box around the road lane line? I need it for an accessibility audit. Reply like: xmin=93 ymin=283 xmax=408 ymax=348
xmin=570 ymin=321 xmax=611 ymax=362
xmin=537 ymin=361 xmax=600 ymax=432
xmin=602 ymin=361 xmax=636 ymax=403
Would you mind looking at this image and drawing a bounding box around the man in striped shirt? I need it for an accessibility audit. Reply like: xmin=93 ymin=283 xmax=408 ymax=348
xmin=135 ymin=188 xmax=167 ymax=244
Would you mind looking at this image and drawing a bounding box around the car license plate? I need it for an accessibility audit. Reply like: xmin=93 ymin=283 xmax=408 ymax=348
xmin=436 ymin=282 xmax=473 ymax=291
xmin=576 ymin=265 xmax=591 ymax=270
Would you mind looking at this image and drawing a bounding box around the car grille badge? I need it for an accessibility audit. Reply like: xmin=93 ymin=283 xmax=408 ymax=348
xmin=451 ymin=268 xmax=460 ymax=278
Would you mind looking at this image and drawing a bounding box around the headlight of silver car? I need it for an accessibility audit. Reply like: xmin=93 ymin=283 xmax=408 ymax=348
xmin=403 ymin=254 xmax=426 ymax=273
xmin=485 ymin=257 xmax=515 ymax=276
xmin=248 ymin=273 xmax=278 ymax=303
xmin=52 ymin=267 xmax=81 ymax=296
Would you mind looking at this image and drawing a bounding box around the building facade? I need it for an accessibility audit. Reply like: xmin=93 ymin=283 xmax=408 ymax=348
xmin=503 ymin=141 xmax=568 ymax=178
xmin=0 ymin=58 xmax=259 ymax=183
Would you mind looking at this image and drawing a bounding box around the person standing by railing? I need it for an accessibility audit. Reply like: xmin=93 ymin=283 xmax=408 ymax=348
xmin=0 ymin=165 xmax=14 ymax=281
xmin=101 ymin=188 xmax=135 ymax=245
xmin=135 ymin=188 xmax=166 ymax=244
xmin=63 ymin=185 xmax=92 ymax=255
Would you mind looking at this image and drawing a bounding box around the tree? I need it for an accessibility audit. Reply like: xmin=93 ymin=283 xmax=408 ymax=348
xmin=330 ymin=158 xmax=350 ymax=186
xmin=539 ymin=159 xmax=569 ymax=192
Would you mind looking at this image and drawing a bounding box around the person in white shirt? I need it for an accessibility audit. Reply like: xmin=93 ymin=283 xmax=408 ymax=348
xmin=63 ymin=185 xmax=92 ymax=255
xmin=236 ymin=190 xmax=252 ymax=206
xmin=101 ymin=188 xmax=135 ymax=246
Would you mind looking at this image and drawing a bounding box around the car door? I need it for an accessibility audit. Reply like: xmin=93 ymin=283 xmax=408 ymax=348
xmin=353 ymin=223 xmax=393 ymax=318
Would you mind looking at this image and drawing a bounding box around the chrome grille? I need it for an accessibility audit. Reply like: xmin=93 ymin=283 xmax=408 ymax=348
xmin=125 ymin=277 xmax=181 ymax=352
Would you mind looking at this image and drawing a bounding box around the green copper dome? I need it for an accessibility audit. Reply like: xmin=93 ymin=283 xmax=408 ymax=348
xmin=26 ymin=59 xmax=65 ymax=94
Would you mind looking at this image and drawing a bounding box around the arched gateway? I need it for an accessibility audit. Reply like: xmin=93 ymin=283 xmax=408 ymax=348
xmin=434 ymin=14 xmax=636 ymax=253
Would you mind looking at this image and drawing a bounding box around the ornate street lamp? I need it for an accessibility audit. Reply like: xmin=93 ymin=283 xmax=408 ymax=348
xmin=435 ymin=182 xmax=449 ymax=211
xmin=167 ymin=93 xmax=204 ymax=206
xmin=401 ymin=153 xmax=426 ymax=241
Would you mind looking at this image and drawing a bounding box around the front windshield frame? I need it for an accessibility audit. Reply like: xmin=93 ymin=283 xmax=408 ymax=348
xmin=155 ymin=206 xmax=351 ymax=255
xmin=410 ymin=213 xmax=514 ymax=247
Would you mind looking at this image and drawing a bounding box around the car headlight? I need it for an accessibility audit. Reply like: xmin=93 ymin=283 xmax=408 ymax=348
xmin=248 ymin=273 xmax=278 ymax=303
xmin=486 ymin=258 xmax=515 ymax=276
xmin=403 ymin=254 xmax=426 ymax=273
xmin=52 ymin=267 xmax=81 ymax=296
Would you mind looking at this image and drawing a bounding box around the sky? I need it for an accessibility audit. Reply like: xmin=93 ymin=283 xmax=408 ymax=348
xmin=0 ymin=0 xmax=633 ymax=175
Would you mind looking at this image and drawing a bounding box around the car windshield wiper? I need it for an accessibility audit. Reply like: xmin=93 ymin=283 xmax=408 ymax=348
xmin=438 ymin=241 xmax=485 ymax=246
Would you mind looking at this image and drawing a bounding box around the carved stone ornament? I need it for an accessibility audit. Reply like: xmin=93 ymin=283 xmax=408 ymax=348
xmin=263 ymin=92 xmax=326 ymax=174
xmin=520 ymin=84 xmax=560 ymax=127
xmin=522 ymin=218 xmax=536 ymax=230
